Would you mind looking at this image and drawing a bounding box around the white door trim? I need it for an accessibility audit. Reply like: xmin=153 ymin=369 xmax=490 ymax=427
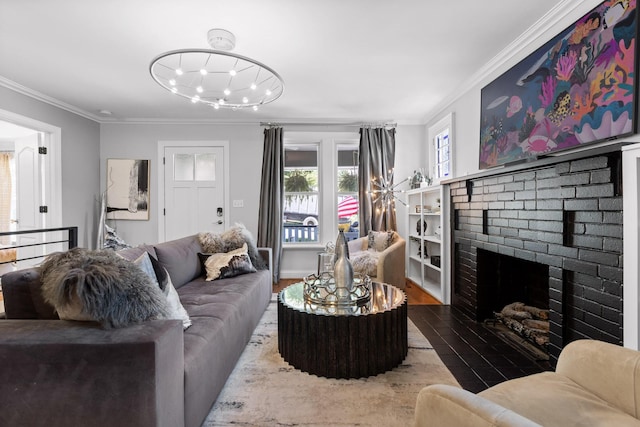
xmin=157 ymin=140 xmax=229 ymax=243
xmin=0 ymin=109 xmax=62 ymax=229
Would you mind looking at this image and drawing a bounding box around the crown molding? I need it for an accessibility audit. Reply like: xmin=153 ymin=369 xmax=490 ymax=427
xmin=0 ymin=75 xmax=103 ymax=123
xmin=421 ymin=0 xmax=589 ymax=125
xmin=108 ymin=117 xmax=263 ymax=126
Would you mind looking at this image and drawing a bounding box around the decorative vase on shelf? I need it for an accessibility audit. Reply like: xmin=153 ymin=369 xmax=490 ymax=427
xmin=416 ymin=219 xmax=427 ymax=235
xmin=333 ymin=230 xmax=354 ymax=293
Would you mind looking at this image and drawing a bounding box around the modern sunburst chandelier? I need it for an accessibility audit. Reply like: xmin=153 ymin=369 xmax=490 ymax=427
xmin=369 ymin=169 xmax=408 ymax=212
xmin=149 ymin=29 xmax=284 ymax=111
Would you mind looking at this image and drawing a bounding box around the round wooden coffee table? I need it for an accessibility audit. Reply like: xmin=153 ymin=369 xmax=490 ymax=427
xmin=277 ymin=281 xmax=407 ymax=379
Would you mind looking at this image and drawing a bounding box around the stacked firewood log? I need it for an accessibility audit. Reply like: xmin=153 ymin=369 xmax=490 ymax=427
xmin=494 ymin=302 xmax=549 ymax=347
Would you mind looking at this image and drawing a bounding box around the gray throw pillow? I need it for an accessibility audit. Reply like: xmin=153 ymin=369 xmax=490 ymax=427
xmin=154 ymin=235 xmax=203 ymax=288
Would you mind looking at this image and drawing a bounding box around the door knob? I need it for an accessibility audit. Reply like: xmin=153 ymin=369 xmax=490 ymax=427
xmin=217 ymin=220 xmax=223 ymax=225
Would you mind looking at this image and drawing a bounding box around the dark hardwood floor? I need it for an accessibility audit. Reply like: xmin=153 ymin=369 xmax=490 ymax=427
xmin=408 ymin=304 xmax=551 ymax=393
xmin=275 ymin=278 xmax=551 ymax=393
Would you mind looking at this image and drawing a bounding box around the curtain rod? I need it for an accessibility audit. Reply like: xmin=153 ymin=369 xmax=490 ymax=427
xmin=260 ymin=121 xmax=397 ymax=128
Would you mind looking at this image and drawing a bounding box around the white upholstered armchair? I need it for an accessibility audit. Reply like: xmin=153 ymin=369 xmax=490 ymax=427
xmin=347 ymin=231 xmax=406 ymax=290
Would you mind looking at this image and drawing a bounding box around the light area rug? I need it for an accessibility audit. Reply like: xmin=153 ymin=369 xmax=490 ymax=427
xmin=203 ymin=297 xmax=460 ymax=427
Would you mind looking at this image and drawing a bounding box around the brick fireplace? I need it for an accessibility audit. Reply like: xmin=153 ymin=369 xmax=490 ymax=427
xmin=449 ymin=149 xmax=623 ymax=362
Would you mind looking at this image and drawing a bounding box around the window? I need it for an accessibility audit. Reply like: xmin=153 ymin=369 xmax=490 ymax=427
xmin=283 ymin=144 xmax=319 ymax=243
xmin=434 ymin=129 xmax=450 ymax=179
xmin=337 ymin=146 xmax=359 ymax=241
xmin=173 ymin=153 xmax=216 ymax=181
xmin=283 ymin=133 xmax=359 ymax=245
xmin=428 ymin=113 xmax=454 ymax=183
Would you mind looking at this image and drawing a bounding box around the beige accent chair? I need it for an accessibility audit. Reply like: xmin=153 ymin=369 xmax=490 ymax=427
xmin=347 ymin=231 xmax=406 ymax=290
xmin=414 ymin=339 xmax=640 ymax=427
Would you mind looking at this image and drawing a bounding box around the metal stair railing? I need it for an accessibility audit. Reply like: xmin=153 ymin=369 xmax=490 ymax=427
xmin=0 ymin=226 xmax=78 ymax=266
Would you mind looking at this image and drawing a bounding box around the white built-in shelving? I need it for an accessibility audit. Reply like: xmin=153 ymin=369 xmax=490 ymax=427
xmin=405 ymin=185 xmax=450 ymax=303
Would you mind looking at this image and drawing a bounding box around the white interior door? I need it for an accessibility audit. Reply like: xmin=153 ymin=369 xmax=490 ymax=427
xmin=14 ymin=133 xmax=43 ymax=267
xmin=164 ymin=146 xmax=226 ymax=241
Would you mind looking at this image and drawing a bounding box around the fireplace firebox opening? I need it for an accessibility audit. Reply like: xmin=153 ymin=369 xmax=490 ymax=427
xmin=477 ymin=249 xmax=550 ymax=359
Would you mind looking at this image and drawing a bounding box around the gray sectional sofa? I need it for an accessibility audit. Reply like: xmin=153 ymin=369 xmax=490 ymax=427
xmin=0 ymin=234 xmax=273 ymax=427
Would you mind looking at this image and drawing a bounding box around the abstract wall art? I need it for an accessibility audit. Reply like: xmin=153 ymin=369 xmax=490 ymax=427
xmin=479 ymin=0 xmax=638 ymax=169
xmin=106 ymin=158 xmax=150 ymax=220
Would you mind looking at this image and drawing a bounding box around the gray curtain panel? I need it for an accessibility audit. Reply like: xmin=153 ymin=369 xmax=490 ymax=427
xmin=358 ymin=127 xmax=397 ymax=235
xmin=257 ymin=127 xmax=284 ymax=283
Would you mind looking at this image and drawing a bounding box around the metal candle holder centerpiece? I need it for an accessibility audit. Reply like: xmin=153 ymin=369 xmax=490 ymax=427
xmin=303 ymin=230 xmax=371 ymax=306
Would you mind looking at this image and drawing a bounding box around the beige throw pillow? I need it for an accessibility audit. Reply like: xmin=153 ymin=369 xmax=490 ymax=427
xmin=368 ymin=230 xmax=395 ymax=252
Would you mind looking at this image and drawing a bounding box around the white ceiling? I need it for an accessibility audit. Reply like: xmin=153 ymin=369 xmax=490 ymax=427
xmin=0 ymin=0 xmax=565 ymax=125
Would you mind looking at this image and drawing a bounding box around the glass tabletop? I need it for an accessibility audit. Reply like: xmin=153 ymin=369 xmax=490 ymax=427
xmin=279 ymin=281 xmax=406 ymax=316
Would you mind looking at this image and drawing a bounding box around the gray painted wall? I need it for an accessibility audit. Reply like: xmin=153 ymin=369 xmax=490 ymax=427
xmin=100 ymin=123 xmax=424 ymax=276
xmin=0 ymin=86 xmax=100 ymax=248
xmin=99 ymin=123 xmax=264 ymax=246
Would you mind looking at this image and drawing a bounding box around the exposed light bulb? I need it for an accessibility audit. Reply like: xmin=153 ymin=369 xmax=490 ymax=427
xmin=169 ymin=79 xmax=176 ymax=86
xmin=196 ymin=86 xmax=203 ymax=93
xmin=265 ymin=89 xmax=272 ymax=96
xmin=176 ymin=68 xmax=184 ymax=76
xmin=200 ymin=69 xmax=208 ymax=76
xmin=219 ymin=99 xmax=226 ymax=105
xmin=171 ymin=87 xmax=178 ymax=94
xmin=213 ymin=103 xmax=220 ymax=109
xmin=250 ymin=83 xmax=257 ymax=90
xmin=242 ymin=97 xmax=248 ymax=104
xmin=252 ymin=105 xmax=258 ymax=111
xmin=191 ymin=95 xmax=200 ymax=103
xmin=229 ymin=69 xmax=237 ymax=76
xmin=224 ymin=88 xmax=231 ymax=96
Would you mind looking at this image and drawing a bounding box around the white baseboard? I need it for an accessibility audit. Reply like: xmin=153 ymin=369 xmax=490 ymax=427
xmin=280 ymin=270 xmax=310 ymax=280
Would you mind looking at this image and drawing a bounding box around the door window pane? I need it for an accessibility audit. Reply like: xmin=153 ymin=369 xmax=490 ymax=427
xmin=174 ymin=154 xmax=194 ymax=181
xmin=195 ymin=153 xmax=216 ymax=181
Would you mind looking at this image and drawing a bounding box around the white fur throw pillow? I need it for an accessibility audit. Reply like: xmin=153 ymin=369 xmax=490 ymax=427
xmin=40 ymin=248 xmax=170 ymax=329
xmin=201 ymin=243 xmax=256 ymax=281
xmin=133 ymin=252 xmax=191 ymax=329
xmin=351 ymin=250 xmax=381 ymax=277
xmin=162 ymin=270 xmax=192 ymax=329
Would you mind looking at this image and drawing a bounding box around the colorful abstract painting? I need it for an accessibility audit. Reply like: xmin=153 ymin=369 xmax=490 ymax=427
xmin=479 ymin=0 xmax=637 ymax=169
